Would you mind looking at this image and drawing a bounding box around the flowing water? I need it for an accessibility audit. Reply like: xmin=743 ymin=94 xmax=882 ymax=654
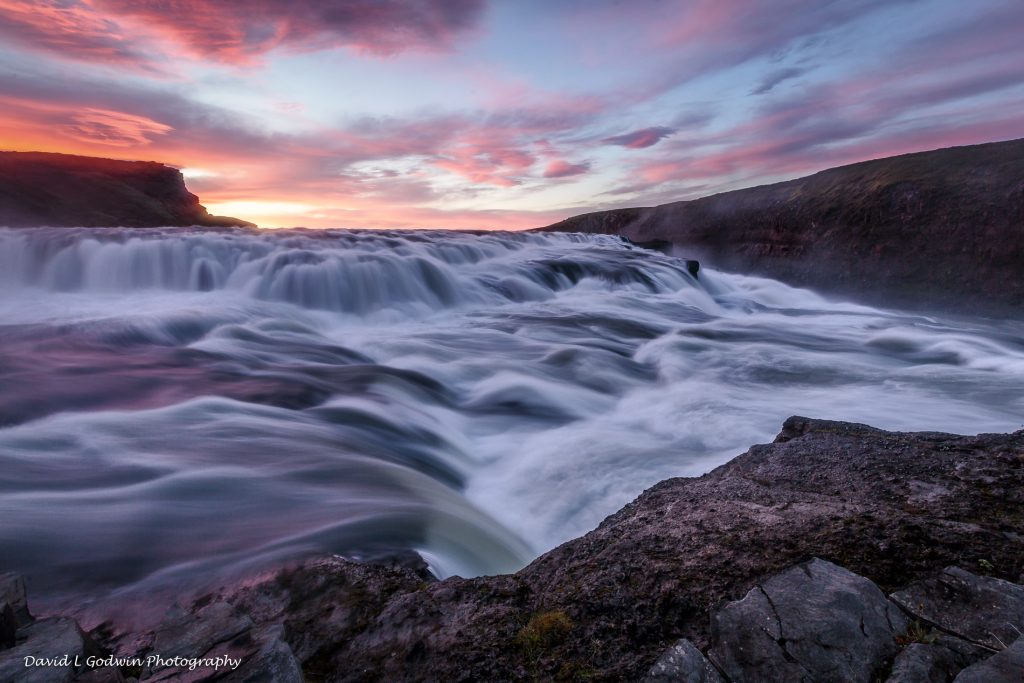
xmin=1 ymin=227 xmax=1022 ymax=611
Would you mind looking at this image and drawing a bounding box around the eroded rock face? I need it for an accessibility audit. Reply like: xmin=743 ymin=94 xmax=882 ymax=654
xmin=541 ymin=138 xmax=1024 ymax=313
xmin=0 ymin=617 xmax=101 ymax=683
xmin=708 ymin=559 xmax=907 ymax=682
xmin=0 ymin=152 xmax=253 ymax=228
xmin=0 ymin=574 xmax=29 ymax=626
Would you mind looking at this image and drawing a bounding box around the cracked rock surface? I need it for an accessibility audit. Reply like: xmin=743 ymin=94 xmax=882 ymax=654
xmin=708 ymin=559 xmax=906 ymax=682
xmin=891 ymin=567 xmax=1024 ymax=651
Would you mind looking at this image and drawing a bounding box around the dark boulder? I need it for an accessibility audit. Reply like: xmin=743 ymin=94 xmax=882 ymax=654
xmin=952 ymin=638 xmax=1024 ymax=683
xmin=891 ymin=568 xmax=1024 ymax=651
xmin=708 ymin=558 xmax=906 ymax=682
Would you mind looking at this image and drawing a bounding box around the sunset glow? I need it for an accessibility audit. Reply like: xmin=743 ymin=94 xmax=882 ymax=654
xmin=2 ymin=0 xmax=1022 ymax=228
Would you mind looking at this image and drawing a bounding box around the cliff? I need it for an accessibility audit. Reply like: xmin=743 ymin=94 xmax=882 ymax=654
xmin=3 ymin=417 xmax=1022 ymax=681
xmin=0 ymin=152 xmax=254 ymax=228
xmin=541 ymin=139 xmax=1024 ymax=313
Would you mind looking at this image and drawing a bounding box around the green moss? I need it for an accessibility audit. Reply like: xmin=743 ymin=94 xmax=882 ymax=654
xmin=516 ymin=610 xmax=574 ymax=654
xmin=896 ymin=620 xmax=937 ymax=647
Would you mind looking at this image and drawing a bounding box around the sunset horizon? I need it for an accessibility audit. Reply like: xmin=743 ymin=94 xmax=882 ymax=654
xmin=3 ymin=0 xmax=1023 ymax=228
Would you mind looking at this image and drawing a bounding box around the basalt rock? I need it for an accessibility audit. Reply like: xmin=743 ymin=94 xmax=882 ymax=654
xmin=541 ymin=138 xmax=1024 ymax=313
xmin=708 ymin=558 xmax=908 ymax=682
xmin=641 ymin=638 xmax=723 ymax=682
xmin=952 ymin=638 xmax=1024 ymax=683
xmin=890 ymin=567 xmax=1024 ymax=651
xmin=0 ymin=152 xmax=254 ymax=228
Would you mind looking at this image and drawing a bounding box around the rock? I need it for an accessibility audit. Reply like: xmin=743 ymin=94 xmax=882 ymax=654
xmin=151 ymin=601 xmax=252 ymax=661
xmin=641 ymin=638 xmax=723 ymax=682
xmin=890 ymin=567 xmax=1024 ymax=651
xmin=222 ymin=626 xmax=303 ymax=683
xmin=0 ymin=152 xmax=254 ymax=228
xmin=0 ymin=574 xmax=30 ymax=626
xmin=952 ymin=637 xmax=1024 ymax=682
xmin=885 ymin=635 xmax=989 ymax=683
xmin=886 ymin=643 xmax=959 ymax=683
xmin=0 ymin=617 xmax=100 ymax=683
xmin=708 ymin=558 xmax=907 ymax=683
xmin=6 ymin=417 xmax=1024 ymax=682
xmin=75 ymin=668 xmax=126 ymax=682
xmin=0 ymin=603 xmax=15 ymax=650
xmin=541 ymin=138 xmax=1024 ymax=313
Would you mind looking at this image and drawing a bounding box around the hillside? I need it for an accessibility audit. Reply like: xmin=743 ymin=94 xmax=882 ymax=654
xmin=0 ymin=152 xmax=253 ymax=228
xmin=542 ymin=139 xmax=1024 ymax=313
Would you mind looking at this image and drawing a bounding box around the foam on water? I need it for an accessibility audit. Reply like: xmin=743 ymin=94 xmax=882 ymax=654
xmin=1 ymin=226 xmax=1021 ymax=612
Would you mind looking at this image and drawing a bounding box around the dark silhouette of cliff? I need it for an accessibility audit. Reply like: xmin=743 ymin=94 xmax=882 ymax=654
xmin=0 ymin=151 xmax=254 ymax=228
xmin=542 ymin=139 xmax=1024 ymax=313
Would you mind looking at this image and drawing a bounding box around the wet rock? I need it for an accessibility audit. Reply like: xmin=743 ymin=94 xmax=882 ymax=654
xmin=885 ymin=634 xmax=988 ymax=683
xmin=222 ymin=626 xmax=303 ymax=683
xmin=641 ymin=638 xmax=723 ymax=682
xmin=886 ymin=643 xmax=960 ymax=683
xmin=151 ymin=601 xmax=252 ymax=660
xmin=0 ymin=603 xmax=15 ymax=650
xmin=708 ymin=558 xmax=907 ymax=683
xmin=0 ymin=617 xmax=100 ymax=683
xmin=75 ymin=668 xmax=126 ymax=682
xmin=0 ymin=574 xmax=30 ymax=626
xmin=952 ymin=637 xmax=1024 ymax=682
xmin=890 ymin=568 xmax=1024 ymax=650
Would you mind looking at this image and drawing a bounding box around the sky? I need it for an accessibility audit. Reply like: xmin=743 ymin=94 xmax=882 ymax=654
xmin=1 ymin=0 xmax=1023 ymax=229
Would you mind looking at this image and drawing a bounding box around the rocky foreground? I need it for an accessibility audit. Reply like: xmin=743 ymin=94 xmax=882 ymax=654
xmin=0 ymin=152 xmax=252 ymax=228
xmin=541 ymin=138 xmax=1024 ymax=314
xmin=2 ymin=417 xmax=1022 ymax=682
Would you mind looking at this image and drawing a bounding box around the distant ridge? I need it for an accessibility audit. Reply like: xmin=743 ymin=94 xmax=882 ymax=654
xmin=0 ymin=151 xmax=254 ymax=228
xmin=541 ymin=139 xmax=1024 ymax=312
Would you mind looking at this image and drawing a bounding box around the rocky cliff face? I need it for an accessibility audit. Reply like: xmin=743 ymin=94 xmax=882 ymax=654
xmin=3 ymin=417 xmax=1022 ymax=681
xmin=0 ymin=152 xmax=254 ymax=228
xmin=541 ymin=139 xmax=1024 ymax=314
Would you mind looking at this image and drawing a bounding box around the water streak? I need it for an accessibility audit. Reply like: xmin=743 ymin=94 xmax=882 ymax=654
xmin=1 ymin=227 xmax=1021 ymax=611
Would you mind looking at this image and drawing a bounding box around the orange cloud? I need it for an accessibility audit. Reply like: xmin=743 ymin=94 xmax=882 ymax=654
xmin=63 ymin=109 xmax=173 ymax=147
xmin=0 ymin=0 xmax=485 ymax=68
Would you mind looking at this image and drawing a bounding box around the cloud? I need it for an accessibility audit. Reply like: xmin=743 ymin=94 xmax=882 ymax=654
xmin=0 ymin=0 xmax=159 ymax=70
xmin=0 ymin=0 xmax=485 ymax=67
xmin=63 ymin=108 xmax=173 ymax=146
xmin=603 ymin=126 xmax=676 ymax=149
xmin=750 ymin=66 xmax=806 ymax=95
xmin=542 ymin=159 xmax=590 ymax=178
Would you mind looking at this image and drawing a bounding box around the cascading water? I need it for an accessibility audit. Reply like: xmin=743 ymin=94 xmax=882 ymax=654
xmin=1 ymin=226 xmax=1022 ymax=614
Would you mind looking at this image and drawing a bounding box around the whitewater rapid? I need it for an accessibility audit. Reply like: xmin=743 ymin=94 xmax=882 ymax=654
xmin=1 ymin=227 xmax=1022 ymax=607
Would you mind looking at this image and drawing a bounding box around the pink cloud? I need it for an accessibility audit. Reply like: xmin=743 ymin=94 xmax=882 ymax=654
xmin=0 ymin=0 xmax=159 ymax=70
xmin=603 ymin=126 xmax=675 ymax=149
xmin=63 ymin=108 xmax=173 ymax=147
xmin=0 ymin=0 xmax=484 ymax=67
xmin=543 ymin=159 xmax=589 ymax=179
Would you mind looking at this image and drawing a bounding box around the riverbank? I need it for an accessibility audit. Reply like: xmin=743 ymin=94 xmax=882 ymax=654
xmin=3 ymin=416 xmax=1022 ymax=681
